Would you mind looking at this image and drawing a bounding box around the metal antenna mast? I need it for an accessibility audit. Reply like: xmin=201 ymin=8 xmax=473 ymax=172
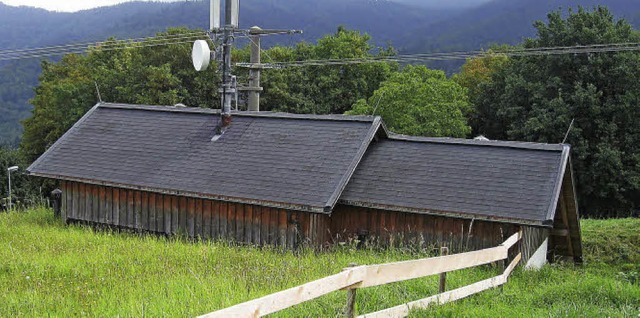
xmin=192 ymin=0 xmax=302 ymax=136
xmin=218 ymin=0 xmax=237 ymax=133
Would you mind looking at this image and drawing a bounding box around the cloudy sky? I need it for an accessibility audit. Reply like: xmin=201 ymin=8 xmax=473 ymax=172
xmin=0 ymin=0 xmax=179 ymax=12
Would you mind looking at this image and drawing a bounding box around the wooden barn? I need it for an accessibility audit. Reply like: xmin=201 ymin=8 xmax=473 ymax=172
xmin=27 ymin=103 xmax=582 ymax=267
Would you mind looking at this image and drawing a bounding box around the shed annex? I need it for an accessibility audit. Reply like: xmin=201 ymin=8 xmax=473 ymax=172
xmin=28 ymin=103 xmax=582 ymax=265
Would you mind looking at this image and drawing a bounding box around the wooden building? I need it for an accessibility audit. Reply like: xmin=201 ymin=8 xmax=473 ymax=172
xmin=28 ymin=103 xmax=582 ymax=266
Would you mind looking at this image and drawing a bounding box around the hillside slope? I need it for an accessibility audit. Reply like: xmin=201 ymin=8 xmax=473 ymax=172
xmin=402 ymin=0 xmax=640 ymax=53
xmin=0 ymin=0 xmax=456 ymax=145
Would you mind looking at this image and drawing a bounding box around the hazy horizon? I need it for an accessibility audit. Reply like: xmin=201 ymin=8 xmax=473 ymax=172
xmin=0 ymin=0 xmax=493 ymax=13
xmin=0 ymin=0 xmax=179 ymax=12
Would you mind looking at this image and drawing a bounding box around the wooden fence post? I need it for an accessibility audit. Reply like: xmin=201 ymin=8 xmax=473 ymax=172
xmin=439 ymin=247 xmax=449 ymax=293
xmin=345 ymin=263 xmax=358 ymax=318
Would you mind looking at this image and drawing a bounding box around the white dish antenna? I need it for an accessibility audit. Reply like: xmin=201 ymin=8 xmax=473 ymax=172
xmin=192 ymin=40 xmax=211 ymax=71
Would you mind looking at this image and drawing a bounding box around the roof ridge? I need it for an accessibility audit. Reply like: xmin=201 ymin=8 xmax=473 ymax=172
xmin=99 ymin=102 xmax=378 ymax=123
xmin=323 ymin=117 xmax=383 ymax=212
xmin=388 ymin=133 xmax=567 ymax=152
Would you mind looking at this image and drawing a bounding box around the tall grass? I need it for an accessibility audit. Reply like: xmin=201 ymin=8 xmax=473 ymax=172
xmin=1 ymin=208 xmax=638 ymax=317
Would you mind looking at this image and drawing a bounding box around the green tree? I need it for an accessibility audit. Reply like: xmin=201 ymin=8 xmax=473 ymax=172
xmin=348 ymin=65 xmax=471 ymax=137
xmin=21 ymin=28 xmax=219 ymax=162
xmin=472 ymin=7 xmax=640 ymax=216
xmin=254 ymin=27 xmax=397 ymax=114
xmin=454 ymin=50 xmax=510 ymax=135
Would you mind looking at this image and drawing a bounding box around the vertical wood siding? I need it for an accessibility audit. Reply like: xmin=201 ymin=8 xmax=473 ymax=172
xmin=330 ymin=205 xmax=521 ymax=254
xmin=548 ymin=167 xmax=583 ymax=263
xmin=61 ymin=181 xmax=328 ymax=248
xmin=61 ymin=181 xmax=543 ymax=257
xmin=521 ymin=226 xmax=549 ymax=264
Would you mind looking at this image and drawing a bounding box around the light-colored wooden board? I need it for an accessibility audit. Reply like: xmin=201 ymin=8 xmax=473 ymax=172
xmin=359 ymin=274 xmax=507 ymax=318
xmin=500 ymin=231 xmax=522 ymax=249
xmin=503 ymin=253 xmax=521 ymax=279
xmin=199 ymin=266 xmax=367 ymax=318
xmin=355 ymin=246 xmax=507 ymax=288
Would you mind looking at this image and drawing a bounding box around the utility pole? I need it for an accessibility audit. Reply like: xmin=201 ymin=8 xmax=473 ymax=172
xmin=247 ymin=26 xmax=262 ymax=111
xmin=238 ymin=27 xmax=302 ymax=111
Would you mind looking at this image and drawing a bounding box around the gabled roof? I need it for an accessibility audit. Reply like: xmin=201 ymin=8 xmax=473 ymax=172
xmin=28 ymin=102 xmax=574 ymax=227
xmin=340 ymin=133 xmax=570 ymax=227
xmin=28 ymin=103 xmax=381 ymax=213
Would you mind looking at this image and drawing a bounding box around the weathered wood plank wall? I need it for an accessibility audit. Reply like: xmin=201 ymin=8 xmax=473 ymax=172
xmin=521 ymin=226 xmax=549 ymax=263
xmin=61 ymin=181 xmax=325 ymax=248
xmin=330 ymin=205 xmax=520 ymax=254
xmin=549 ymin=167 xmax=582 ymax=262
xmin=61 ymin=181 xmax=548 ymax=263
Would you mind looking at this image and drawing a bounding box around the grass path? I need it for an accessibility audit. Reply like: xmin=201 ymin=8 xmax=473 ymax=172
xmin=1 ymin=208 xmax=638 ymax=317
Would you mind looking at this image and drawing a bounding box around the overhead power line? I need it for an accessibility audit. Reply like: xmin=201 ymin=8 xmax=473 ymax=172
xmin=236 ymin=42 xmax=640 ymax=68
xmin=0 ymin=31 xmax=207 ymax=54
xmin=0 ymin=29 xmax=285 ymax=62
xmin=0 ymin=31 xmax=210 ymax=62
xmin=2 ymin=35 xmax=640 ymax=67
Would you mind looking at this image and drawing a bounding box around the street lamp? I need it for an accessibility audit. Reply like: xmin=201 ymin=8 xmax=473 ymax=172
xmin=7 ymin=166 xmax=18 ymax=211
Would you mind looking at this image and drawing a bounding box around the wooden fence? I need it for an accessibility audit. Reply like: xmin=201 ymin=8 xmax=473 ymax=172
xmin=198 ymin=231 xmax=522 ymax=318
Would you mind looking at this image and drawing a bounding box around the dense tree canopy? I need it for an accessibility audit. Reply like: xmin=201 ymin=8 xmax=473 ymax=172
xmin=348 ymin=65 xmax=470 ymax=137
xmin=250 ymin=27 xmax=397 ymax=115
xmin=469 ymin=7 xmax=640 ymax=216
xmin=453 ymin=51 xmax=509 ymax=135
xmin=21 ymin=28 xmax=221 ymax=162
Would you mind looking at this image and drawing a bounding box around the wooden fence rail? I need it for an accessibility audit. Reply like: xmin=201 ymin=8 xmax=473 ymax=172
xmin=198 ymin=231 xmax=522 ymax=318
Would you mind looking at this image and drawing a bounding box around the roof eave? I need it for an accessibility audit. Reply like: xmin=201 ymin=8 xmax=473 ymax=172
xmin=27 ymin=102 xmax=102 ymax=174
xmin=338 ymin=199 xmax=551 ymax=228
xmin=28 ymin=172 xmax=329 ymax=214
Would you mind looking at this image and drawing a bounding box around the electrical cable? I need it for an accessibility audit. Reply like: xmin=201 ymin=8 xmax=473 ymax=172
xmin=0 ymin=32 xmax=210 ymax=61
xmin=236 ymin=42 xmax=640 ymax=68
xmin=2 ymin=35 xmax=640 ymax=66
xmin=0 ymin=30 xmax=208 ymax=55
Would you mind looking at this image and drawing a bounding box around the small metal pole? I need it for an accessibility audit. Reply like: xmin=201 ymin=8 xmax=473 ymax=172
xmin=439 ymin=247 xmax=449 ymax=293
xmin=7 ymin=170 xmax=12 ymax=211
xmin=7 ymin=166 xmax=18 ymax=211
xmin=345 ymin=263 xmax=358 ymax=318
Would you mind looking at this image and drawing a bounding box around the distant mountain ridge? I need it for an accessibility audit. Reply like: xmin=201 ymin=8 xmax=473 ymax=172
xmin=392 ymin=0 xmax=491 ymax=9
xmin=0 ymin=1 xmax=456 ymax=50
xmin=401 ymin=0 xmax=640 ymax=53
xmin=1 ymin=0 xmax=640 ymax=146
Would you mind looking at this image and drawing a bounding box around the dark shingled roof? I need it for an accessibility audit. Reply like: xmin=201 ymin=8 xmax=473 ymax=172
xmin=28 ymin=103 xmax=381 ymax=213
xmin=29 ymin=103 xmax=572 ymax=226
xmin=340 ymin=134 xmax=570 ymax=226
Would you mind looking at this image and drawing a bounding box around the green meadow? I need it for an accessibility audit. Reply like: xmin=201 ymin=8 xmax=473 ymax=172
xmin=1 ymin=207 xmax=638 ymax=317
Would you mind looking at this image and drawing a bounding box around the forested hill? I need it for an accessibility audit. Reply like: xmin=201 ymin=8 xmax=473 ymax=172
xmin=1 ymin=0 xmax=640 ymax=146
xmin=0 ymin=0 xmax=459 ymax=146
xmin=0 ymin=1 xmax=456 ymax=50
xmin=401 ymin=0 xmax=640 ymax=53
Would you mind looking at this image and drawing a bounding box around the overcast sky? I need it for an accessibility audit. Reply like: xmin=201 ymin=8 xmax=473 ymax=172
xmin=0 ymin=0 xmax=179 ymax=12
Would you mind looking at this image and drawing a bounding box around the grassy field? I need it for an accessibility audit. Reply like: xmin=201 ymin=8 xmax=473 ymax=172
xmin=1 ymin=207 xmax=638 ymax=317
